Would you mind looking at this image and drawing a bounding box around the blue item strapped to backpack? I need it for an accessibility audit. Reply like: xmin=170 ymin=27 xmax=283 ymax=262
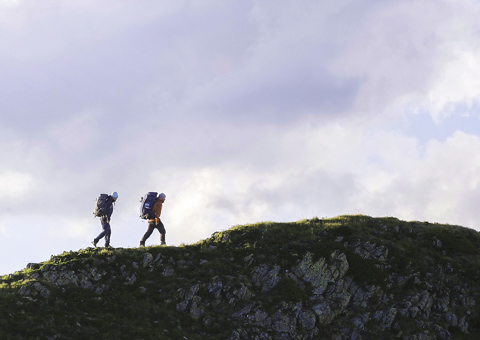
xmin=140 ymin=192 xmax=158 ymax=219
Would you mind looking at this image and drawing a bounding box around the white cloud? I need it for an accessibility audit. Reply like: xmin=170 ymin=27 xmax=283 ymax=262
xmin=49 ymin=217 xmax=97 ymax=239
xmin=0 ymin=224 xmax=9 ymax=237
xmin=426 ymin=48 xmax=480 ymax=122
xmin=0 ymin=172 xmax=34 ymax=200
xmin=0 ymin=0 xmax=19 ymax=7
xmin=132 ymin=117 xmax=480 ymax=239
xmin=47 ymin=110 xmax=101 ymax=152
xmin=330 ymin=0 xmax=480 ymax=126
xmin=350 ymin=129 xmax=480 ymax=227
xmin=417 ymin=132 xmax=480 ymax=221
xmin=3 ymin=0 xmax=480 ymax=275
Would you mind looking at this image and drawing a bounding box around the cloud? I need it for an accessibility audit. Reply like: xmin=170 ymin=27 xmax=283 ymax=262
xmin=426 ymin=48 xmax=480 ymax=122
xmin=0 ymin=171 xmax=34 ymax=201
xmin=50 ymin=217 xmax=98 ymax=239
xmin=2 ymin=0 xmax=480 ymax=275
xmin=155 ymin=122 xmax=480 ymax=236
xmin=0 ymin=0 xmax=19 ymax=8
xmin=329 ymin=0 xmax=480 ymax=125
xmin=0 ymin=224 xmax=9 ymax=237
xmin=349 ymin=129 xmax=480 ymax=226
xmin=47 ymin=110 xmax=101 ymax=153
xmin=180 ymin=2 xmax=368 ymax=123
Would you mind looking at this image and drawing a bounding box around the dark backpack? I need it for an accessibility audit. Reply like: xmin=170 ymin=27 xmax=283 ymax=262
xmin=93 ymin=193 xmax=110 ymax=217
xmin=140 ymin=192 xmax=158 ymax=219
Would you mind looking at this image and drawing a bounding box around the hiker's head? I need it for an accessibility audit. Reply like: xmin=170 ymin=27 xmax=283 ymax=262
xmin=158 ymin=193 xmax=166 ymax=202
xmin=111 ymin=192 xmax=118 ymax=201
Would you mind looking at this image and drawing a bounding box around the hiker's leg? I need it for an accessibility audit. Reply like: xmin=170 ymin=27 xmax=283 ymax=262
xmin=157 ymin=220 xmax=166 ymax=245
xmin=140 ymin=223 xmax=156 ymax=244
xmin=95 ymin=217 xmax=108 ymax=241
xmin=104 ymin=223 xmax=111 ymax=247
xmin=95 ymin=230 xmax=105 ymax=242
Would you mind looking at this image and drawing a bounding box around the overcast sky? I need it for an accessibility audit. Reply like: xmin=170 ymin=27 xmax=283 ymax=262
xmin=1 ymin=0 xmax=480 ymax=275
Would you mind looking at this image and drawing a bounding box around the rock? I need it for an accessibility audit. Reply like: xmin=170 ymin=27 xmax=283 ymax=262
xmin=86 ymin=267 xmax=103 ymax=282
xmin=235 ymin=284 xmax=252 ymax=300
xmin=252 ymin=264 xmax=269 ymax=287
xmin=32 ymin=282 xmax=51 ymax=298
xmin=458 ymin=316 xmax=469 ymax=333
xmin=262 ymin=266 xmax=281 ymax=293
xmin=142 ymin=253 xmax=153 ymax=268
xmin=5 ymin=216 xmax=480 ymax=339
xmin=409 ymin=306 xmax=420 ymax=318
xmin=252 ymin=264 xmax=281 ymax=294
xmin=243 ymin=254 xmax=254 ymax=266
xmin=176 ymin=300 xmax=189 ymax=312
xmin=330 ymin=251 xmax=349 ymax=281
xmin=294 ymin=251 xmax=349 ymax=296
xmin=17 ymin=286 xmax=29 ymax=296
xmin=433 ymin=324 xmax=451 ymax=339
xmin=26 ymin=263 xmax=40 ymax=270
xmin=330 ymin=292 xmax=352 ymax=316
xmin=190 ymin=296 xmax=204 ymax=320
xmin=232 ymin=304 xmax=253 ymax=318
xmin=228 ymin=329 xmax=248 ymax=340
xmin=163 ymin=267 xmax=174 ymax=277
xmin=272 ymin=310 xmax=296 ymax=334
xmin=124 ymin=273 xmax=136 ymax=285
xmin=299 ymin=310 xmax=316 ymax=330
xmin=294 ymin=253 xmax=329 ymax=295
xmin=312 ymin=297 xmax=335 ymax=325
xmin=376 ymin=308 xmax=397 ymax=328
xmin=185 ymin=284 xmax=200 ymax=300
xmin=153 ymin=253 xmax=163 ymax=264
xmin=207 ymin=280 xmax=223 ymax=299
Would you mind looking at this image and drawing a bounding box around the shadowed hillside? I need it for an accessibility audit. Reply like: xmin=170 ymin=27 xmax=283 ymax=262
xmin=1 ymin=215 xmax=480 ymax=339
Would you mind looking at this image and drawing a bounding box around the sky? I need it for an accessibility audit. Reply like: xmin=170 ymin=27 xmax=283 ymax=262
xmin=1 ymin=0 xmax=480 ymax=275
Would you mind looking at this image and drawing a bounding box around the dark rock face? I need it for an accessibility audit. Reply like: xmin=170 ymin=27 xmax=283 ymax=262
xmin=1 ymin=215 xmax=480 ymax=339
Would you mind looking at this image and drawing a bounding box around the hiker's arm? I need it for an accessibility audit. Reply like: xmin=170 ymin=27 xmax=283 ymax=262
xmin=107 ymin=203 xmax=114 ymax=222
xmin=155 ymin=203 xmax=162 ymax=224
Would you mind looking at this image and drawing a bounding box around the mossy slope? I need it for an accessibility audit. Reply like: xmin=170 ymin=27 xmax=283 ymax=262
xmin=1 ymin=215 xmax=479 ymax=339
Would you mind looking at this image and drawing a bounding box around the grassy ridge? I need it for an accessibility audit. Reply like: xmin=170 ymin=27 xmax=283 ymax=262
xmin=1 ymin=215 xmax=480 ymax=339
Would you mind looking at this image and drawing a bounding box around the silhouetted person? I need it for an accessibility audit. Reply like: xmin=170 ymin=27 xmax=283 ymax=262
xmin=140 ymin=193 xmax=166 ymax=246
xmin=92 ymin=191 xmax=118 ymax=247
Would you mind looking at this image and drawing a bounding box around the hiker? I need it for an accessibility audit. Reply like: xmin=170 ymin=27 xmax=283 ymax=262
xmin=140 ymin=193 xmax=167 ymax=246
xmin=92 ymin=191 xmax=118 ymax=247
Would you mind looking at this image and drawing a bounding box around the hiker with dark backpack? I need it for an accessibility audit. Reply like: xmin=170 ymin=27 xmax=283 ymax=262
xmin=92 ymin=191 xmax=118 ymax=248
xmin=139 ymin=192 xmax=167 ymax=246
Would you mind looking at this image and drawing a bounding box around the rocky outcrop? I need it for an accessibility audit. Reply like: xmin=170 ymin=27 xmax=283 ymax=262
xmin=2 ymin=215 xmax=480 ymax=339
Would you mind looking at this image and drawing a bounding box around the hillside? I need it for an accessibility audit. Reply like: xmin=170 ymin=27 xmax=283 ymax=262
xmin=1 ymin=215 xmax=480 ymax=339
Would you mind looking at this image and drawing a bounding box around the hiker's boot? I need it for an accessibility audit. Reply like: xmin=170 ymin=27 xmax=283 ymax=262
xmin=139 ymin=242 xmax=145 ymax=247
xmin=161 ymin=241 xmax=166 ymax=246
xmin=92 ymin=240 xmax=98 ymax=247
